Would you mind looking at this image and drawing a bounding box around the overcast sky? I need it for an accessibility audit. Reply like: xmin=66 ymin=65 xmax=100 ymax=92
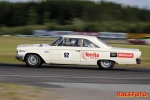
xmin=1 ymin=0 xmax=150 ymax=9
xmin=94 ymin=0 xmax=150 ymax=9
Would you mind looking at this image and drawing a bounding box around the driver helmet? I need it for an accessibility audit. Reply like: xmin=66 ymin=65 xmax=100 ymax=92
xmin=70 ymin=39 xmax=77 ymax=46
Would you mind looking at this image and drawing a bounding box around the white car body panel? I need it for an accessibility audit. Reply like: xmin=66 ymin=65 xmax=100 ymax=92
xmin=17 ymin=44 xmax=51 ymax=63
xmin=16 ymin=35 xmax=141 ymax=66
xmin=50 ymin=46 xmax=81 ymax=64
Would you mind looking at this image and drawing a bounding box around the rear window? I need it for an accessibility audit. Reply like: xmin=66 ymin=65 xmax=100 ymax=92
xmin=97 ymin=38 xmax=109 ymax=47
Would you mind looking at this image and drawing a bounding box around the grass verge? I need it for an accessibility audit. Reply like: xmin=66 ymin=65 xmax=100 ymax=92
xmin=0 ymin=83 xmax=63 ymax=100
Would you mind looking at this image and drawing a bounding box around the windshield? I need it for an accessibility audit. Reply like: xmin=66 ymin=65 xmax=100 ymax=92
xmin=50 ymin=37 xmax=63 ymax=46
xmin=97 ymin=38 xmax=110 ymax=47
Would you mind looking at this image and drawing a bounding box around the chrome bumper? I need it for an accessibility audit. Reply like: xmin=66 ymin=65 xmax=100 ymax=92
xmin=15 ymin=54 xmax=25 ymax=61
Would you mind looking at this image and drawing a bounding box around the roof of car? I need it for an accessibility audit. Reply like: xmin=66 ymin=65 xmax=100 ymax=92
xmin=62 ymin=35 xmax=96 ymax=38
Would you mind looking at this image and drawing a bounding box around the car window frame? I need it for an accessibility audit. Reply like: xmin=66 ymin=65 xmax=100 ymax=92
xmin=50 ymin=36 xmax=63 ymax=46
xmin=57 ymin=37 xmax=82 ymax=47
xmin=82 ymin=39 xmax=100 ymax=48
xmin=56 ymin=37 xmax=100 ymax=48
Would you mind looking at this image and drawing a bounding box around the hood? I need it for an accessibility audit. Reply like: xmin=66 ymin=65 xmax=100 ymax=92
xmin=112 ymin=47 xmax=139 ymax=51
xmin=17 ymin=44 xmax=50 ymax=48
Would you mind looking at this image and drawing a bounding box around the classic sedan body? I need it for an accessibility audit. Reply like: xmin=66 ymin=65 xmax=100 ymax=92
xmin=16 ymin=35 xmax=141 ymax=69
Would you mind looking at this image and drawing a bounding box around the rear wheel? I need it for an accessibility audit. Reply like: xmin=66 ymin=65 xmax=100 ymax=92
xmin=98 ymin=60 xmax=115 ymax=70
xmin=25 ymin=54 xmax=42 ymax=67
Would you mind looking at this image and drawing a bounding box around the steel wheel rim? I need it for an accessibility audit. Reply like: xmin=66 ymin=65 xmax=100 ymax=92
xmin=28 ymin=55 xmax=38 ymax=65
xmin=101 ymin=60 xmax=111 ymax=68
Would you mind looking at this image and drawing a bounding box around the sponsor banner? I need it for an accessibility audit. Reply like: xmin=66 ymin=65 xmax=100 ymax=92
xmin=82 ymin=52 xmax=99 ymax=60
xmin=33 ymin=30 xmax=72 ymax=36
xmin=33 ymin=30 xmax=127 ymax=40
xmin=33 ymin=30 xmax=54 ymax=36
xmin=128 ymin=33 xmax=150 ymax=39
xmin=73 ymin=32 xmax=99 ymax=37
xmin=99 ymin=32 xmax=127 ymax=39
xmin=15 ymin=34 xmax=59 ymax=38
xmin=54 ymin=31 xmax=72 ymax=35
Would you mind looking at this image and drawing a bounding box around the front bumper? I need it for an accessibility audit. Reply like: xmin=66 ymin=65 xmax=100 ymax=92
xmin=136 ymin=58 xmax=141 ymax=64
xmin=15 ymin=54 xmax=25 ymax=61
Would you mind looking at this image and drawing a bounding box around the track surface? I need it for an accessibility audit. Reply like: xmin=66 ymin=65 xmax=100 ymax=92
xmin=0 ymin=63 xmax=150 ymax=100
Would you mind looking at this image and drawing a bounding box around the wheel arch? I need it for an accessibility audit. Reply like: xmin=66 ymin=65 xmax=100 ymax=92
xmin=24 ymin=53 xmax=46 ymax=63
xmin=97 ymin=59 xmax=116 ymax=70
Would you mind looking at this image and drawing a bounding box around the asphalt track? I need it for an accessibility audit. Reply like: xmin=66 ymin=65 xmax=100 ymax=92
xmin=0 ymin=63 xmax=150 ymax=100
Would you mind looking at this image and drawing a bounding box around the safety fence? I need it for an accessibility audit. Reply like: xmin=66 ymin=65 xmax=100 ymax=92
xmin=127 ymin=33 xmax=150 ymax=39
xmin=32 ymin=30 xmax=150 ymax=39
xmin=33 ymin=30 xmax=127 ymax=40
xmin=15 ymin=30 xmax=150 ymax=44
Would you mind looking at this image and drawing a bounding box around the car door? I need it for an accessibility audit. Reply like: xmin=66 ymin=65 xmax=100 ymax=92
xmin=50 ymin=37 xmax=82 ymax=64
xmin=81 ymin=39 xmax=101 ymax=65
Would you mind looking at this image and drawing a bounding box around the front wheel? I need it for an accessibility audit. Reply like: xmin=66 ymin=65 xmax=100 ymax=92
xmin=97 ymin=60 xmax=115 ymax=70
xmin=25 ymin=54 xmax=42 ymax=67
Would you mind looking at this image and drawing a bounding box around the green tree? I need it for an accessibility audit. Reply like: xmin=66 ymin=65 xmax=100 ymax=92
xmin=43 ymin=11 xmax=50 ymax=24
xmin=27 ymin=7 xmax=38 ymax=25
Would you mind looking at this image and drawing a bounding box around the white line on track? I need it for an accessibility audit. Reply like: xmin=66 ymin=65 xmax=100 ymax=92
xmin=0 ymin=75 xmax=150 ymax=79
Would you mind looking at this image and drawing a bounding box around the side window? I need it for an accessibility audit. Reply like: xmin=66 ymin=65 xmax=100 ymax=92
xmin=60 ymin=38 xmax=82 ymax=47
xmin=83 ymin=39 xmax=99 ymax=48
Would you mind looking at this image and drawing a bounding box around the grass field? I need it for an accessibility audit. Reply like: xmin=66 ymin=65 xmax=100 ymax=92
xmin=0 ymin=36 xmax=149 ymax=67
xmin=0 ymin=83 xmax=62 ymax=100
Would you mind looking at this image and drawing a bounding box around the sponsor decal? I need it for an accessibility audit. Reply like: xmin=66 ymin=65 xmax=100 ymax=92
xmin=118 ymin=53 xmax=134 ymax=58
xmin=64 ymin=52 xmax=69 ymax=58
xmin=110 ymin=53 xmax=117 ymax=57
xmin=117 ymin=92 xmax=147 ymax=98
xmin=82 ymin=52 xmax=99 ymax=60
xmin=62 ymin=50 xmax=72 ymax=60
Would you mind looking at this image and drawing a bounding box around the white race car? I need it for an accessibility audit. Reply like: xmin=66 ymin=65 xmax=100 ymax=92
xmin=16 ymin=35 xmax=141 ymax=69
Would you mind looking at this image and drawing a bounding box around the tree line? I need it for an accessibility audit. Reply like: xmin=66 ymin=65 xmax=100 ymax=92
xmin=0 ymin=0 xmax=150 ymax=34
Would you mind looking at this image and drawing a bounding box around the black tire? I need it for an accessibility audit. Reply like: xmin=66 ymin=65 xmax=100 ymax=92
xmin=25 ymin=54 xmax=42 ymax=67
xmin=97 ymin=60 xmax=115 ymax=70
